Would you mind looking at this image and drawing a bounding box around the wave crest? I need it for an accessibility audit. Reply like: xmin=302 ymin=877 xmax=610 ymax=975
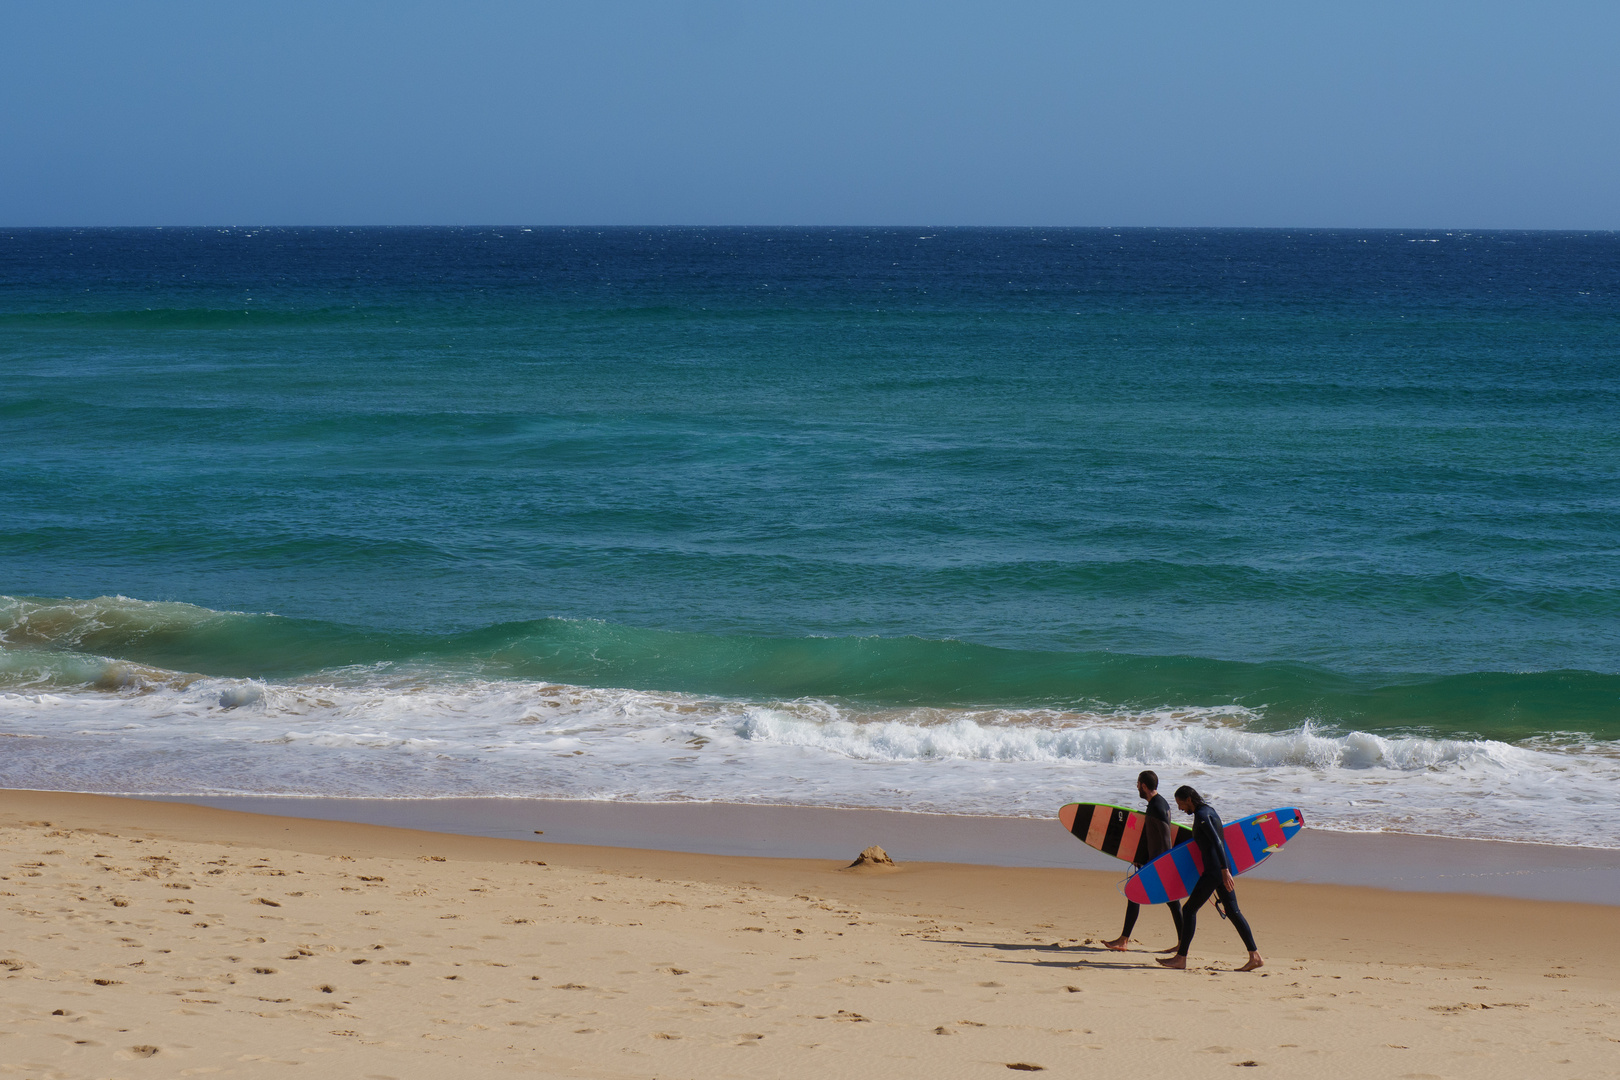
xmin=6 ymin=594 xmax=1619 ymax=739
xmin=731 ymin=708 xmax=1523 ymax=772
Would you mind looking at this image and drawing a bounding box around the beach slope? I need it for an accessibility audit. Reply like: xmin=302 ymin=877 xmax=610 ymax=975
xmin=1 ymin=790 xmax=1615 ymax=1078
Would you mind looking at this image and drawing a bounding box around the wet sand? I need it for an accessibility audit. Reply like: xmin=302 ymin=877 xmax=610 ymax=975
xmin=2 ymin=789 xmax=1617 ymax=1078
xmin=152 ymin=794 xmax=1620 ymax=903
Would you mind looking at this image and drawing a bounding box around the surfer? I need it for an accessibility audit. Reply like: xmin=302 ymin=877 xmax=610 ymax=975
xmin=1102 ymin=770 xmax=1183 ymax=952
xmin=1156 ymin=786 xmax=1263 ymax=972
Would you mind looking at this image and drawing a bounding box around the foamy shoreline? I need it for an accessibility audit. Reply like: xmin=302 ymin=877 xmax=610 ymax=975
xmin=6 ymin=666 xmax=1617 ymax=849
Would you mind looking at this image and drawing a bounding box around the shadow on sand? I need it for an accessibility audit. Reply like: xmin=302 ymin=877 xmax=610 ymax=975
xmin=924 ymin=937 xmax=1175 ymax=971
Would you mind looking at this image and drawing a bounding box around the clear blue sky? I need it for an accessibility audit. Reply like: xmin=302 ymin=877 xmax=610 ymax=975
xmin=2 ymin=1 xmax=1616 ymax=227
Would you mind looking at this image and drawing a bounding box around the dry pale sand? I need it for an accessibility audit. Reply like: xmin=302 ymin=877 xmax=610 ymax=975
xmin=1 ymin=791 xmax=1615 ymax=1080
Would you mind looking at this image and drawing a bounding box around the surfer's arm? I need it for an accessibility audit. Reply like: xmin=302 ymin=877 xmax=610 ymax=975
xmin=1193 ymin=812 xmax=1231 ymax=874
xmin=1198 ymin=817 xmax=1236 ymax=891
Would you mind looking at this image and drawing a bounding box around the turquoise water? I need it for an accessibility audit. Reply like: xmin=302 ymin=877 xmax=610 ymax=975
xmin=2 ymin=228 xmax=1617 ymax=844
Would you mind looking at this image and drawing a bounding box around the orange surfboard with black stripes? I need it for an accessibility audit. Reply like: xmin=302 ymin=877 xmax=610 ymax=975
xmin=1058 ymin=802 xmax=1193 ymax=866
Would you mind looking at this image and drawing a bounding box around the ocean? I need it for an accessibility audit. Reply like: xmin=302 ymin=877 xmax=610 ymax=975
xmin=2 ymin=227 xmax=1617 ymax=848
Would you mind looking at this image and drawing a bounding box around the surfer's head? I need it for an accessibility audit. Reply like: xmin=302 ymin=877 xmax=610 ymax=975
xmin=1174 ymin=785 xmax=1206 ymax=812
xmin=1137 ymin=770 xmax=1159 ymax=797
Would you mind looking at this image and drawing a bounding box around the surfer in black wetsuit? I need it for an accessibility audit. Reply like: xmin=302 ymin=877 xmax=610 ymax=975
xmin=1102 ymin=770 xmax=1184 ymax=952
xmin=1157 ymin=785 xmax=1264 ymax=972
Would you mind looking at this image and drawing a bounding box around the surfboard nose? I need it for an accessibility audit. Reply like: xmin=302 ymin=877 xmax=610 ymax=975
xmin=1057 ymin=804 xmax=1078 ymax=831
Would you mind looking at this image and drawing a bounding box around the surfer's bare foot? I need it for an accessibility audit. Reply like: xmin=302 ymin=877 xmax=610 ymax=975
xmin=1236 ymin=952 xmax=1264 ymax=972
xmin=1101 ymin=936 xmax=1130 ymax=951
xmin=1156 ymin=955 xmax=1187 ymax=969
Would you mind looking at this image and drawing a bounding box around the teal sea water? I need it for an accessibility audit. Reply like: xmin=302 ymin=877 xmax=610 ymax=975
xmin=2 ymin=228 xmax=1617 ymax=845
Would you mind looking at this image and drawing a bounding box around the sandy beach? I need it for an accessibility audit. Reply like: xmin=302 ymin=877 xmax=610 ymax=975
xmin=1 ymin=790 xmax=1616 ymax=1079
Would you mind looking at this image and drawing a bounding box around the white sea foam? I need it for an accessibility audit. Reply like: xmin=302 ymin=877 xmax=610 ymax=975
xmin=0 ymin=672 xmax=1614 ymax=848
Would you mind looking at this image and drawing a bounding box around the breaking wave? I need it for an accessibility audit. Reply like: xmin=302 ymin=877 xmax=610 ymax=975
xmin=1 ymin=656 xmax=1615 ymax=848
xmin=5 ymin=595 xmax=1618 ymax=741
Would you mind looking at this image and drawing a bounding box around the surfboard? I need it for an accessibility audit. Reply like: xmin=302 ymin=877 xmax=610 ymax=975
xmin=1123 ymin=807 xmax=1305 ymax=905
xmin=1058 ymin=802 xmax=1193 ymax=865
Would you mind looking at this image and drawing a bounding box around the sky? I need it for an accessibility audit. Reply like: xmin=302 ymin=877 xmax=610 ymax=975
xmin=1 ymin=1 xmax=1616 ymax=228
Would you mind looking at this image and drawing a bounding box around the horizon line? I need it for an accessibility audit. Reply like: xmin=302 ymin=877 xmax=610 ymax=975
xmin=4 ymin=224 xmax=1618 ymax=234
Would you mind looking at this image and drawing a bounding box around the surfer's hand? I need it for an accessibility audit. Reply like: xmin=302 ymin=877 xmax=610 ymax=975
xmin=1222 ymin=870 xmax=1235 ymax=892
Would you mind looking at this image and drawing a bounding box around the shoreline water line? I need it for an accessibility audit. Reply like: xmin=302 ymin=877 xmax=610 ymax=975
xmin=7 ymin=791 xmax=1610 ymax=905
xmin=4 ymin=597 xmax=1617 ymax=851
xmin=2 ymin=667 xmax=1615 ymax=850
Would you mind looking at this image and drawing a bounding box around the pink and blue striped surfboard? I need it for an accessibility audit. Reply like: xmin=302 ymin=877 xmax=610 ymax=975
xmin=1123 ymin=808 xmax=1305 ymax=905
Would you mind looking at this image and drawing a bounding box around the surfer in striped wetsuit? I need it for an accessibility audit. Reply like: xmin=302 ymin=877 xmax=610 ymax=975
xmin=1102 ymin=770 xmax=1184 ymax=952
xmin=1157 ymin=786 xmax=1264 ymax=972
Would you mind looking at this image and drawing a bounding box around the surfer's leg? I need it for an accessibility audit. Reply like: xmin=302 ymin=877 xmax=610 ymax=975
xmin=1214 ymin=881 xmax=1262 ymax=969
xmin=1163 ymin=899 xmax=1184 ymax=950
xmin=1159 ymin=877 xmax=1213 ymax=968
xmin=1104 ymin=902 xmax=1140 ymax=950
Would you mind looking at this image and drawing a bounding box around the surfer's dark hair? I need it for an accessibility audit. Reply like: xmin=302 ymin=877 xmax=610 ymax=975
xmin=1174 ymin=785 xmax=1206 ymax=808
xmin=1138 ymin=770 xmax=1159 ymax=791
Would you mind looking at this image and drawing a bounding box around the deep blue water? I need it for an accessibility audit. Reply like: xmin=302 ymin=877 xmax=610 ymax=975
xmin=1 ymin=228 xmax=1617 ymax=838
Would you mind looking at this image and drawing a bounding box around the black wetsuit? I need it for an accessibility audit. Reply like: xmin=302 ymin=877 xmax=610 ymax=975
xmin=1176 ymin=802 xmax=1258 ymax=956
xmin=1121 ymin=793 xmax=1184 ymax=939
